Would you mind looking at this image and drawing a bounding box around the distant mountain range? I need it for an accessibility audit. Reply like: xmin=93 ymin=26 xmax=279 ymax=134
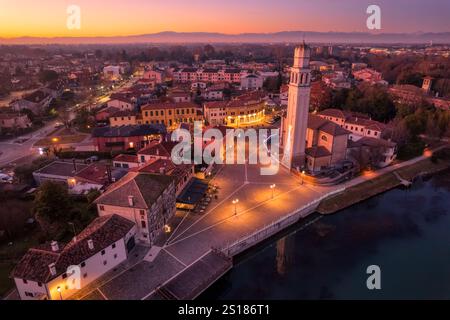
xmin=1 ymin=31 xmax=450 ymax=45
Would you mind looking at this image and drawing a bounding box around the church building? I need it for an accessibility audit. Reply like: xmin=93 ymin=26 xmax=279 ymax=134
xmin=281 ymin=42 xmax=350 ymax=173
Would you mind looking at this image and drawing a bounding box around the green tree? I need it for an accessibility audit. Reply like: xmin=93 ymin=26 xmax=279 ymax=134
xmin=33 ymin=181 xmax=72 ymax=223
xmin=39 ymin=69 xmax=58 ymax=84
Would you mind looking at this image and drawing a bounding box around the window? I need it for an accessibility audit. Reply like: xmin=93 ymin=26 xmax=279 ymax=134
xmin=99 ymin=205 xmax=105 ymax=211
xmin=23 ymin=279 xmax=28 ymax=284
xmin=141 ymin=221 xmax=146 ymax=228
xmin=83 ymin=273 xmax=88 ymax=278
xmin=38 ymin=282 xmax=42 ymax=287
xmin=150 ymin=111 xmax=153 ymax=116
xmin=81 ymin=262 xmax=86 ymax=268
xmin=161 ymin=111 xmax=164 ymax=116
xmin=101 ymin=250 xmax=106 ymax=255
xmin=62 ymin=273 xmax=67 ymax=279
xmin=103 ymin=261 xmax=107 ymax=266
xmin=321 ymin=135 xmax=328 ymax=142
xmin=155 ymin=111 xmax=159 ymax=116
xmin=25 ymin=292 xmax=34 ymax=297
xmin=114 ymin=254 xmax=118 ymax=259
xmin=112 ymin=243 xmax=116 ymax=249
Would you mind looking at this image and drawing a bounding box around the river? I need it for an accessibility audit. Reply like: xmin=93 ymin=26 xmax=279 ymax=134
xmin=201 ymin=171 xmax=450 ymax=300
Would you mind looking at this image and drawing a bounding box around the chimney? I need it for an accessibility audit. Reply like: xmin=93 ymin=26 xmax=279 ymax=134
xmin=87 ymin=239 xmax=94 ymax=250
xmin=128 ymin=195 xmax=134 ymax=206
xmin=48 ymin=263 xmax=57 ymax=276
xmin=50 ymin=241 xmax=59 ymax=252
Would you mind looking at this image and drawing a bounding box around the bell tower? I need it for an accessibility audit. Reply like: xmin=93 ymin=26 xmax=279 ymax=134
xmin=281 ymin=42 xmax=311 ymax=170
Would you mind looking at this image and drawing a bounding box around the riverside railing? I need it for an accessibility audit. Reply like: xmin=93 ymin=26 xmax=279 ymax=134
xmin=217 ymin=187 xmax=346 ymax=257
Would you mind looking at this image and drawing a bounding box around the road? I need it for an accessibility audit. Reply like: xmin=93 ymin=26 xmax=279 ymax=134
xmin=0 ymin=120 xmax=59 ymax=168
xmin=0 ymin=77 xmax=137 ymax=169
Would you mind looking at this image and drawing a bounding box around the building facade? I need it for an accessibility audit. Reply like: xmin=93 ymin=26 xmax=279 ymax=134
xmin=141 ymin=102 xmax=203 ymax=128
xmin=95 ymin=172 xmax=176 ymax=245
xmin=11 ymin=215 xmax=136 ymax=300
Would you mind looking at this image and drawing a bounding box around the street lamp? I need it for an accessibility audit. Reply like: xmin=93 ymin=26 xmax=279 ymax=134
xmin=232 ymin=199 xmax=239 ymax=216
xmin=56 ymin=286 xmax=62 ymax=300
xmin=301 ymin=170 xmax=306 ymax=185
xmin=270 ymin=184 xmax=276 ymax=199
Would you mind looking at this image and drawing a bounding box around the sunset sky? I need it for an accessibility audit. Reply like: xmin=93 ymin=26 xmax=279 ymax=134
xmin=0 ymin=0 xmax=449 ymax=38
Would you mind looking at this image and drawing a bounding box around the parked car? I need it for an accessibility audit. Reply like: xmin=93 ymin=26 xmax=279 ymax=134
xmin=85 ymin=156 xmax=99 ymax=164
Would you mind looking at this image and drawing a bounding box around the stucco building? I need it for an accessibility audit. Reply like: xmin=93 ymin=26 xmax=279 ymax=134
xmin=95 ymin=172 xmax=176 ymax=246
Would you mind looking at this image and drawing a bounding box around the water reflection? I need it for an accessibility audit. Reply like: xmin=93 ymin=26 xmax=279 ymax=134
xmin=201 ymin=170 xmax=450 ymax=300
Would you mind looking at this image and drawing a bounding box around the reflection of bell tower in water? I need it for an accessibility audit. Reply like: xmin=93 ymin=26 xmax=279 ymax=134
xmin=281 ymin=42 xmax=311 ymax=170
xmin=276 ymin=236 xmax=295 ymax=275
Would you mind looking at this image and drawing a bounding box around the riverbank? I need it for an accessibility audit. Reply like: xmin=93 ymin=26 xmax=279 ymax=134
xmin=317 ymin=151 xmax=450 ymax=215
xmin=202 ymin=170 xmax=450 ymax=300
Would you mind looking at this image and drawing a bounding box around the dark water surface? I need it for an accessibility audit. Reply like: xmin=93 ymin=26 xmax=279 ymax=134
xmin=201 ymin=171 xmax=450 ymax=300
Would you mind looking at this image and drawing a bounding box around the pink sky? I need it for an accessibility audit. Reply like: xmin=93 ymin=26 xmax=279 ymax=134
xmin=0 ymin=0 xmax=448 ymax=37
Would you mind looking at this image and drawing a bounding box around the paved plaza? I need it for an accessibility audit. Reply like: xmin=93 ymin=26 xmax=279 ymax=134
xmin=78 ymin=155 xmax=341 ymax=300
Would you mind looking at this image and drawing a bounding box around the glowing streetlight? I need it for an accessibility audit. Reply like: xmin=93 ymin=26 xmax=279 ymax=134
xmin=270 ymin=184 xmax=276 ymax=199
xmin=52 ymin=137 xmax=59 ymax=143
xmin=56 ymin=286 xmax=62 ymax=300
xmin=301 ymin=170 xmax=306 ymax=185
xmin=232 ymin=199 xmax=239 ymax=216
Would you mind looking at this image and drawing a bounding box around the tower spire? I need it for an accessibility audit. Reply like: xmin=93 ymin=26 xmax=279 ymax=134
xmin=281 ymin=43 xmax=312 ymax=170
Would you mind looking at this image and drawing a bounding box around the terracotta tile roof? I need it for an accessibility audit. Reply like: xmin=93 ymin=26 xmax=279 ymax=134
xmin=109 ymin=93 xmax=136 ymax=104
xmin=34 ymin=161 xmax=89 ymax=177
xmin=137 ymin=140 xmax=179 ymax=157
xmin=224 ymin=68 xmax=240 ymax=74
xmin=11 ymin=215 xmax=134 ymax=283
xmin=346 ymin=117 xmax=386 ymax=131
xmin=204 ymin=101 xmax=228 ymax=109
xmin=95 ymin=172 xmax=174 ymax=209
xmin=305 ymin=146 xmax=331 ymax=158
xmin=137 ymin=158 xmax=192 ymax=185
xmin=92 ymin=124 xmax=166 ymax=138
xmin=110 ymin=110 xmax=137 ymax=118
xmin=349 ymin=136 xmax=396 ymax=148
xmin=308 ymin=114 xmax=350 ymax=137
xmin=113 ymin=154 xmax=139 ymax=163
xmin=180 ymin=68 xmax=198 ymax=73
xmin=74 ymin=163 xmax=110 ymax=185
xmin=141 ymin=102 xmax=199 ymax=111
xmin=96 ymin=106 xmax=120 ymax=116
xmin=318 ymin=108 xmax=352 ymax=120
